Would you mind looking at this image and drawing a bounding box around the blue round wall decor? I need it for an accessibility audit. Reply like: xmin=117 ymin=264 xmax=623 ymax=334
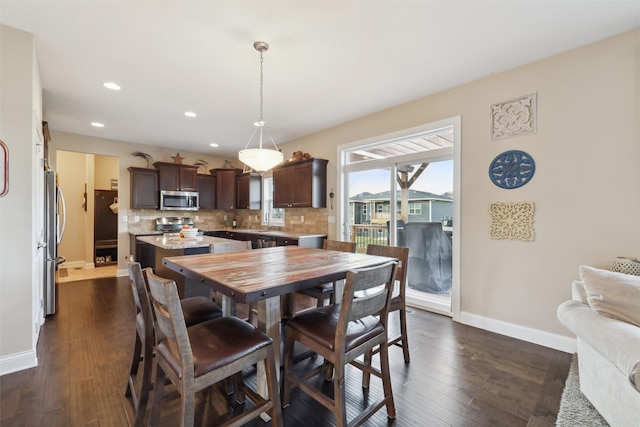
xmin=489 ymin=150 xmax=535 ymax=189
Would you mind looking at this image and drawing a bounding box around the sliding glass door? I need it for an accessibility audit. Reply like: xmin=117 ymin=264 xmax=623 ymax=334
xmin=340 ymin=119 xmax=457 ymax=315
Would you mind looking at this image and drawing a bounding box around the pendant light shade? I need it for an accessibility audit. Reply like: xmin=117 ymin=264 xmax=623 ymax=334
xmin=238 ymin=41 xmax=284 ymax=172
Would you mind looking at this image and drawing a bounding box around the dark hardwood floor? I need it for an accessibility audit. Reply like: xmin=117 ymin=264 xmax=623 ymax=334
xmin=0 ymin=276 xmax=572 ymax=426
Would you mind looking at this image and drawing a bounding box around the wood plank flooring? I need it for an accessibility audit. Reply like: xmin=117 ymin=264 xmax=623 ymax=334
xmin=0 ymin=276 xmax=572 ymax=426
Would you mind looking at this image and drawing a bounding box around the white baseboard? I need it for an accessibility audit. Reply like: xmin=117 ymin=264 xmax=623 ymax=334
xmin=117 ymin=268 xmax=128 ymax=277
xmin=459 ymin=311 xmax=576 ymax=353
xmin=0 ymin=349 xmax=37 ymax=376
xmin=59 ymin=260 xmax=84 ymax=269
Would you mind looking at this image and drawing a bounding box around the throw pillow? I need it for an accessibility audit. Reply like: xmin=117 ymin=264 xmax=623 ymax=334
xmin=579 ymin=265 xmax=640 ymax=327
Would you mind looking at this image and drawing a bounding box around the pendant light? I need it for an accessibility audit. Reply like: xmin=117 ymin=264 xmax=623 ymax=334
xmin=238 ymin=41 xmax=284 ymax=172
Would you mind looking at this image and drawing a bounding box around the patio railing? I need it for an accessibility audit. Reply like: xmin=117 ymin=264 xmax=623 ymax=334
xmin=350 ymin=224 xmax=388 ymax=252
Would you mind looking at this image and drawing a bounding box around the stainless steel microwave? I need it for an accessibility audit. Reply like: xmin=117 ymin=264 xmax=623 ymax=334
xmin=159 ymin=190 xmax=199 ymax=211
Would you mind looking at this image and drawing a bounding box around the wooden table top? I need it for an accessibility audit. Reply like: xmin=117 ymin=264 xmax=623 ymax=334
xmin=162 ymin=245 xmax=396 ymax=304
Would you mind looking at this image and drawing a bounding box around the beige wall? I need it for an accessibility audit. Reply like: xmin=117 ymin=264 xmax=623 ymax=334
xmin=278 ymin=29 xmax=640 ymax=343
xmin=0 ymin=24 xmax=41 ymax=370
xmin=94 ymin=155 xmax=118 ymax=190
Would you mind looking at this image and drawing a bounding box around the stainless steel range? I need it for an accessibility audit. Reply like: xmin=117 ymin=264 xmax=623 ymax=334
xmin=155 ymin=217 xmax=194 ymax=233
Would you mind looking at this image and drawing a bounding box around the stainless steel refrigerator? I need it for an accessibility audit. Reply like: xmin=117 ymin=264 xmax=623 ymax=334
xmin=44 ymin=170 xmax=66 ymax=316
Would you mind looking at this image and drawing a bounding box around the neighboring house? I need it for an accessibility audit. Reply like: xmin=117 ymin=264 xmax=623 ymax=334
xmin=350 ymin=189 xmax=453 ymax=225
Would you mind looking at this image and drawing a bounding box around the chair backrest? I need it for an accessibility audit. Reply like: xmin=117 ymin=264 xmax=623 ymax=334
xmin=337 ymin=262 xmax=397 ymax=344
xmin=126 ymin=255 xmax=154 ymax=339
xmin=210 ymin=240 xmax=252 ymax=253
xmin=145 ymin=268 xmax=194 ymax=374
xmin=366 ymin=245 xmax=409 ymax=300
xmin=323 ymin=239 xmax=357 ymax=253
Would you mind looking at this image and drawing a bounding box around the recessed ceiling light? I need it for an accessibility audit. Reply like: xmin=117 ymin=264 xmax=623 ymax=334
xmin=103 ymin=82 xmax=121 ymax=90
xmin=184 ymin=111 xmax=197 ymax=118
xmin=210 ymin=143 xmax=219 ymax=147
xmin=91 ymin=122 xmax=105 ymax=128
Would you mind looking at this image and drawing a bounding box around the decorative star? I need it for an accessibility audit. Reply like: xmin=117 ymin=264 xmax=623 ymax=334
xmin=171 ymin=153 xmax=184 ymax=164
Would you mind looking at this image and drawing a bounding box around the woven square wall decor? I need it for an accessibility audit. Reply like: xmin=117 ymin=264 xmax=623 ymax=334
xmin=489 ymin=201 xmax=535 ymax=241
xmin=490 ymin=93 xmax=536 ymax=140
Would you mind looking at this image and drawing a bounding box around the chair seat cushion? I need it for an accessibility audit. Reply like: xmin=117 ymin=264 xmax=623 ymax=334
xmin=180 ymin=296 xmax=222 ymax=327
xmin=158 ymin=316 xmax=272 ymax=378
xmin=286 ymin=305 xmax=384 ymax=352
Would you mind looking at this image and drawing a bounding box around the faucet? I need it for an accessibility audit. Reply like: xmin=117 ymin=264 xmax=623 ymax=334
xmin=266 ymin=212 xmax=272 ymax=231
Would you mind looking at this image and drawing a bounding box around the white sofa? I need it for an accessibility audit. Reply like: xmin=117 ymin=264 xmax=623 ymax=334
xmin=557 ymin=266 xmax=640 ymax=427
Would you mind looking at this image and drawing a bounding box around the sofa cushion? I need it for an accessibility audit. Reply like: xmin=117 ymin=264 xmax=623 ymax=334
xmin=579 ymin=265 xmax=640 ymax=327
xmin=571 ymin=280 xmax=588 ymax=304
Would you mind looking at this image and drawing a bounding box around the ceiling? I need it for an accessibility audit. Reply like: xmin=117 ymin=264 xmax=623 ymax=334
xmin=2 ymin=1 xmax=638 ymax=159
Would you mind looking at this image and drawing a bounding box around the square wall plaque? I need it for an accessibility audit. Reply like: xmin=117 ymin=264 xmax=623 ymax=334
xmin=489 ymin=201 xmax=535 ymax=241
xmin=490 ymin=93 xmax=536 ymax=140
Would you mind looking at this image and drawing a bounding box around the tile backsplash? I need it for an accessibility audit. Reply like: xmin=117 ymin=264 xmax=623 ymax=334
xmin=126 ymin=208 xmax=329 ymax=236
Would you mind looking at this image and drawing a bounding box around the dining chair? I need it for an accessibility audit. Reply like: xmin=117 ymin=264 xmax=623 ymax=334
xmin=209 ymin=240 xmax=256 ymax=325
xmin=124 ymin=256 xmax=223 ymax=427
xmin=282 ymin=261 xmax=398 ymax=427
xmin=145 ymin=269 xmax=283 ymax=427
xmin=364 ymin=244 xmax=411 ymax=363
xmin=298 ymin=239 xmax=357 ymax=309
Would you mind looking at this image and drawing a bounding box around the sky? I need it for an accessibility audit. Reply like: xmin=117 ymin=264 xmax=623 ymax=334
xmin=349 ymin=160 xmax=453 ymax=197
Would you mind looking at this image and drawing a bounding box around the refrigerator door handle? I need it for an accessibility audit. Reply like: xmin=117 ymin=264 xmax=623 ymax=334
xmin=57 ymin=187 xmax=66 ymax=245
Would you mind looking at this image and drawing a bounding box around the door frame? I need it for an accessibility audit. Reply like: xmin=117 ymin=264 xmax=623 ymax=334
xmin=336 ymin=116 xmax=461 ymax=321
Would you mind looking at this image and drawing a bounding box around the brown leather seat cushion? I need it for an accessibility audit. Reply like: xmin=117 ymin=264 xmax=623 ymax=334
xmin=180 ymin=296 xmax=222 ymax=327
xmin=157 ymin=316 xmax=272 ymax=378
xmin=286 ymin=305 xmax=384 ymax=352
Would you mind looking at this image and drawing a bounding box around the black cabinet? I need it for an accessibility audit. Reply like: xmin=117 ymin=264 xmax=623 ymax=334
xmin=273 ymin=158 xmax=328 ymax=208
xmin=128 ymin=167 xmax=158 ymax=209
xmin=236 ymin=173 xmax=261 ymax=209
xmin=155 ymin=162 xmax=198 ymax=191
xmin=197 ymin=174 xmax=216 ymax=209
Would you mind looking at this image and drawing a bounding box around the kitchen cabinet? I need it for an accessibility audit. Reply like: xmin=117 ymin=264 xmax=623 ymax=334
xmin=197 ymin=174 xmax=216 ymax=209
xmin=128 ymin=167 xmax=159 ymax=209
xmin=273 ymin=158 xmax=328 ymax=208
xmin=211 ymin=168 xmax=242 ymax=210
xmin=154 ymin=162 xmax=198 ymax=191
xmin=236 ymin=172 xmax=261 ymax=210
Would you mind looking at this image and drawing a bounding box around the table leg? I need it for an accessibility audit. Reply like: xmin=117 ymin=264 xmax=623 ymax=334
xmin=220 ymin=294 xmax=236 ymax=317
xmin=256 ymin=296 xmax=280 ymax=421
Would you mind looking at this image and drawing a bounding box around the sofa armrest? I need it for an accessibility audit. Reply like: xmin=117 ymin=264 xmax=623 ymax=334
xmin=558 ymin=299 xmax=640 ymax=392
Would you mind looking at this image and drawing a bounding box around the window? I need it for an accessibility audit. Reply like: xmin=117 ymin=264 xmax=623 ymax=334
xmin=409 ymin=203 xmax=422 ymax=215
xmin=262 ymin=177 xmax=285 ymax=226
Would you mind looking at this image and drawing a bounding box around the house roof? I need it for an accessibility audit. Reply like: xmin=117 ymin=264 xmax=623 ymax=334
xmin=351 ymin=189 xmax=452 ymax=202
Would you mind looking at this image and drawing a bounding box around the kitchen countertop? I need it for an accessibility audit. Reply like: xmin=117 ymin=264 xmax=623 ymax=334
xmin=136 ymin=235 xmax=236 ymax=250
xmin=130 ymin=229 xmax=327 ymax=240
xmin=211 ymin=229 xmax=326 ymax=239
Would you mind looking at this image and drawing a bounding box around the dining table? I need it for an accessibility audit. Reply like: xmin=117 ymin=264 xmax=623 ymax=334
xmin=161 ymin=245 xmax=397 ymax=401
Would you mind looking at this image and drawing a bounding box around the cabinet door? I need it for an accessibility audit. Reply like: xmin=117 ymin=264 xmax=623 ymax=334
xmin=179 ymin=167 xmax=197 ymax=191
xmin=237 ymin=173 xmax=262 ymax=209
xmin=157 ymin=165 xmax=180 ymax=191
xmin=129 ymin=168 xmax=158 ymax=209
xmin=272 ymin=167 xmax=291 ymax=208
xmin=290 ymin=163 xmax=313 ymax=207
xmin=214 ymin=169 xmax=238 ymax=210
xmin=197 ymin=175 xmax=216 ymax=209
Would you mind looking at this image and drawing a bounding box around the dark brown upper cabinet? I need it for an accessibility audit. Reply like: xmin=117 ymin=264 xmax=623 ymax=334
xmin=273 ymin=158 xmax=328 ymax=208
xmin=236 ymin=172 xmax=262 ymax=210
xmin=128 ymin=167 xmax=159 ymax=209
xmin=154 ymin=162 xmax=198 ymax=191
xmin=197 ymin=174 xmax=216 ymax=210
xmin=211 ymin=168 xmax=242 ymax=210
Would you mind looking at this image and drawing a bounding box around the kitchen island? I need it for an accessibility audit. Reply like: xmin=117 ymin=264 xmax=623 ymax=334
xmin=134 ymin=234 xmax=239 ymax=297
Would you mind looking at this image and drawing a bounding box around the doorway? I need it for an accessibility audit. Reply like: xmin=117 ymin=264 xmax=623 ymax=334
xmin=56 ymin=150 xmax=119 ymax=282
xmin=339 ymin=117 xmax=460 ymax=317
